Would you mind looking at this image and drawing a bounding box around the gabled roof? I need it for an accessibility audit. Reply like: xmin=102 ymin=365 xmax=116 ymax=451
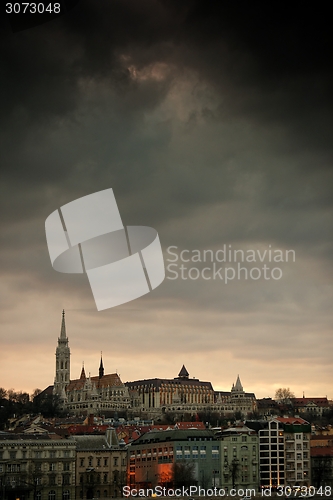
xmin=292 ymin=397 xmax=329 ymax=407
xmin=276 ymin=417 xmax=309 ymax=425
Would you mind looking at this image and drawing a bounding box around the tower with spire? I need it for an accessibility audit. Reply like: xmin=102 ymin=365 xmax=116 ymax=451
xmin=99 ymin=352 xmax=104 ymax=379
xmin=53 ymin=310 xmax=70 ymax=400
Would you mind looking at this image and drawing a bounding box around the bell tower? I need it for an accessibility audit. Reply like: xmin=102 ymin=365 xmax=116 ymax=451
xmin=53 ymin=310 xmax=70 ymax=399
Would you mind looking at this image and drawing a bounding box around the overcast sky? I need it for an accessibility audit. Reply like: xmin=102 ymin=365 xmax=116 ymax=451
xmin=1 ymin=1 xmax=332 ymax=400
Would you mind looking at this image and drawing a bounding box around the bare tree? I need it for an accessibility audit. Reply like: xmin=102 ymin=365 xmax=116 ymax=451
xmin=0 ymin=387 xmax=7 ymax=399
xmin=172 ymin=459 xmax=196 ymax=487
xmin=229 ymin=458 xmax=240 ymax=489
xmin=31 ymin=388 xmax=42 ymax=401
xmin=274 ymin=388 xmax=295 ymax=404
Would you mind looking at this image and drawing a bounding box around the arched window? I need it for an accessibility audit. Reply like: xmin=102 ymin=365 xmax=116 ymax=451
xmin=63 ymin=491 xmax=70 ymax=500
xmin=104 ymin=490 xmax=108 ymax=498
xmin=36 ymin=492 xmax=41 ymax=500
xmin=49 ymin=490 xmax=56 ymax=500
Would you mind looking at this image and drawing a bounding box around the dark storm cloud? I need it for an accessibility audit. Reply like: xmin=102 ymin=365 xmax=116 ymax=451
xmin=2 ymin=0 xmax=333 ymax=154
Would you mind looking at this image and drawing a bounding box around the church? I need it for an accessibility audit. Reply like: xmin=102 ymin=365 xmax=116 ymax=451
xmin=52 ymin=311 xmax=256 ymax=417
xmin=53 ymin=311 xmax=131 ymax=414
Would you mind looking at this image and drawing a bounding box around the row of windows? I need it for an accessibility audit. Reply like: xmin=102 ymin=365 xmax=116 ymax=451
xmin=67 ymin=404 xmax=130 ymax=410
xmin=80 ymin=473 xmax=109 ymax=484
xmin=0 ymin=450 xmax=73 ymax=460
xmin=79 ymin=457 xmax=123 ymax=467
xmin=48 ymin=490 xmax=70 ymax=500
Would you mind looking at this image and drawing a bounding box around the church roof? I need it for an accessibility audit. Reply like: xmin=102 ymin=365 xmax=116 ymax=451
xmin=66 ymin=373 xmax=124 ymax=392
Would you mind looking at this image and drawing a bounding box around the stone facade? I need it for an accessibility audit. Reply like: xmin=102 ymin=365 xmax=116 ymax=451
xmin=70 ymin=429 xmax=127 ymax=499
xmin=0 ymin=434 xmax=76 ymax=500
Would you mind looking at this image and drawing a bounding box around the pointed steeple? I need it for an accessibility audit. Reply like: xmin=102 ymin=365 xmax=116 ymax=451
xmin=60 ymin=309 xmax=66 ymax=339
xmin=178 ymin=365 xmax=189 ymax=379
xmin=234 ymin=374 xmax=243 ymax=392
xmin=99 ymin=352 xmax=104 ymax=379
xmin=80 ymin=363 xmax=86 ymax=380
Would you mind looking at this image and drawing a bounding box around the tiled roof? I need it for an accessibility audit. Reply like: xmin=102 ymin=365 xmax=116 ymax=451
xmin=66 ymin=373 xmax=124 ymax=391
xmin=291 ymin=397 xmax=329 ymax=407
xmin=277 ymin=417 xmax=308 ymax=424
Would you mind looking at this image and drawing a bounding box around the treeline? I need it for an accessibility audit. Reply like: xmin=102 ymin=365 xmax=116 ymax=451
xmin=0 ymin=387 xmax=65 ymax=429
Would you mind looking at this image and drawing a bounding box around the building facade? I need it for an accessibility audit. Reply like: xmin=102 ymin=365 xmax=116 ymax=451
xmin=71 ymin=429 xmax=127 ymax=499
xmin=254 ymin=417 xmax=311 ymax=490
xmin=216 ymin=424 xmax=259 ymax=492
xmin=0 ymin=434 xmax=76 ymax=500
xmin=214 ymin=376 xmax=257 ymax=417
xmin=126 ymin=365 xmax=215 ymax=415
xmin=128 ymin=428 xmax=219 ymax=489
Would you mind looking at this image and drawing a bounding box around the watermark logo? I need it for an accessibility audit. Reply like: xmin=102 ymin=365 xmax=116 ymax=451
xmin=45 ymin=188 xmax=165 ymax=310
xmin=166 ymin=245 xmax=296 ymax=282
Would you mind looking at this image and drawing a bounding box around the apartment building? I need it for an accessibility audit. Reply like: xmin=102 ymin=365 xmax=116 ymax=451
xmin=253 ymin=417 xmax=311 ymax=489
xmin=0 ymin=433 xmax=76 ymax=500
xmin=70 ymin=428 xmax=127 ymax=499
xmin=216 ymin=424 xmax=259 ymax=491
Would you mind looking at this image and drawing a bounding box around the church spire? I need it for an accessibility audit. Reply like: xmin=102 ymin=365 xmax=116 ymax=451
xmin=54 ymin=310 xmax=70 ymax=401
xmin=60 ymin=309 xmax=66 ymax=339
xmin=80 ymin=362 xmax=86 ymax=380
xmin=99 ymin=352 xmax=104 ymax=379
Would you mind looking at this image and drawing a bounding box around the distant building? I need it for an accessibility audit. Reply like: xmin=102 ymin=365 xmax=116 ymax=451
xmin=291 ymin=397 xmax=330 ymax=416
xmin=214 ymin=376 xmax=257 ymax=417
xmin=256 ymin=398 xmax=280 ymax=417
xmin=53 ymin=312 xmax=131 ymax=415
xmin=126 ymin=366 xmax=215 ymax=415
xmin=51 ymin=312 xmax=256 ymax=418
